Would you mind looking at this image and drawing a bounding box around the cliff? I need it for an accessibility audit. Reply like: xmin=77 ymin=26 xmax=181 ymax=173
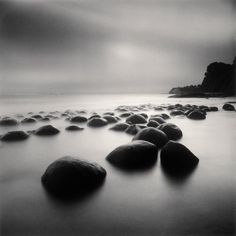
xmin=169 ymin=57 xmax=235 ymax=97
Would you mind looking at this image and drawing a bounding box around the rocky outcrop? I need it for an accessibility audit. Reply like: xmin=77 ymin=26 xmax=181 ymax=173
xmin=169 ymin=57 xmax=235 ymax=97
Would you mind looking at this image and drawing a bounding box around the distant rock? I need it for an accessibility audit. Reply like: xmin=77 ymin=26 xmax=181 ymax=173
xmin=103 ymin=115 xmax=118 ymax=123
xmin=119 ymin=112 xmax=133 ymax=118
xmin=65 ymin=125 xmax=84 ymax=131
xmin=0 ymin=117 xmax=18 ymax=126
xmin=222 ymin=103 xmax=235 ymax=111
xmin=126 ymin=114 xmax=147 ymax=124
xmin=41 ymin=156 xmax=106 ymax=197
xmin=87 ymin=118 xmax=108 ymax=127
xmin=70 ymin=116 xmax=88 ymax=123
xmin=158 ymin=123 xmax=183 ymax=140
xmin=31 ymin=115 xmax=43 ymax=120
xmin=110 ymin=123 xmax=130 ymax=131
xmin=209 ymin=106 xmax=218 ymax=112
xmin=106 ymin=140 xmax=158 ymax=169
xmin=187 ymin=110 xmax=206 ymax=120
xmin=1 ymin=131 xmax=29 ymax=141
xmin=125 ymin=124 xmax=141 ymax=135
xmin=133 ymin=127 xmax=168 ymax=149
xmin=149 ymin=117 xmax=166 ymax=124
xmin=35 ymin=125 xmax=60 ymax=135
xmin=160 ymin=141 xmax=199 ymax=173
xmin=21 ymin=117 xmax=37 ymax=124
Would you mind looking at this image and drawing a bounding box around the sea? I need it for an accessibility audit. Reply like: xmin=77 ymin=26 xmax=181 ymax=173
xmin=0 ymin=94 xmax=235 ymax=236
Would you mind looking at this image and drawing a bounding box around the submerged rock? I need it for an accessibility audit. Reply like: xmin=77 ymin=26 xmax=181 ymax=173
xmin=133 ymin=127 xmax=168 ymax=149
xmin=1 ymin=131 xmax=29 ymax=141
xmin=209 ymin=106 xmax=218 ymax=111
xmin=0 ymin=117 xmax=18 ymax=126
xmin=87 ymin=118 xmax=108 ymax=127
xmin=187 ymin=110 xmax=206 ymax=120
xmin=106 ymin=140 xmax=157 ymax=169
xmin=126 ymin=114 xmax=147 ymax=124
xmin=160 ymin=141 xmax=199 ymax=173
xmin=110 ymin=123 xmax=130 ymax=131
xmin=222 ymin=103 xmax=235 ymax=111
xmin=158 ymin=123 xmax=183 ymax=140
xmin=119 ymin=112 xmax=133 ymax=118
xmin=35 ymin=125 xmax=60 ymax=136
xmin=65 ymin=125 xmax=84 ymax=131
xmin=41 ymin=156 xmax=106 ymax=196
xmin=70 ymin=116 xmax=88 ymax=123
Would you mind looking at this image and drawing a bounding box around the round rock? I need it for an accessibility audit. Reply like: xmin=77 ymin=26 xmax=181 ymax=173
xmin=160 ymin=141 xmax=199 ymax=173
xmin=110 ymin=123 xmax=130 ymax=131
xmin=0 ymin=117 xmax=18 ymax=126
xmin=106 ymin=140 xmax=158 ymax=169
xmin=187 ymin=110 xmax=206 ymax=120
xmin=65 ymin=125 xmax=84 ymax=131
xmin=87 ymin=118 xmax=108 ymax=127
xmin=41 ymin=156 xmax=106 ymax=196
xmin=158 ymin=123 xmax=183 ymax=141
xmin=126 ymin=114 xmax=147 ymax=124
xmin=1 ymin=131 xmax=29 ymax=142
xmin=70 ymin=116 xmax=87 ymax=123
xmin=35 ymin=125 xmax=60 ymax=136
xmin=133 ymin=127 xmax=168 ymax=149
xmin=222 ymin=103 xmax=235 ymax=111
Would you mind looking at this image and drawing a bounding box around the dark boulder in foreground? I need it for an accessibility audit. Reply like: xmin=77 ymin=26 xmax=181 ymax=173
xmin=222 ymin=103 xmax=235 ymax=111
xmin=0 ymin=117 xmax=18 ymax=126
xmin=1 ymin=131 xmax=29 ymax=142
xmin=35 ymin=125 xmax=60 ymax=136
xmin=158 ymin=123 xmax=183 ymax=140
xmin=147 ymin=120 xmax=159 ymax=128
xmin=110 ymin=123 xmax=130 ymax=131
xmin=133 ymin=127 xmax=168 ymax=149
xmin=126 ymin=114 xmax=147 ymax=124
xmin=70 ymin=116 xmax=88 ymax=123
xmin=106 ymin=140 xmax=157 ymax=169
xmin=41 ymin=156 xmax=106 ymax=197
xmin=87 ymin=118 xmax=108 ymax=127
xmin=187 ymin=110 xmax=206 ymax=120
xmin=160 ymin=141 xmax=199 ymax=174
xmin=65 ymin=125 xmax=84 ymax=131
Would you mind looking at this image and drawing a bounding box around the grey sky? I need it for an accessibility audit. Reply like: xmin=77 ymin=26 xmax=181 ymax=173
xmin=0 ymin=0 xmax=235 ymax=95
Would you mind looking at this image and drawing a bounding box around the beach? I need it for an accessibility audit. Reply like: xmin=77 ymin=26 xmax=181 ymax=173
xmin=0 ymin=94 xmax=235 ymax=236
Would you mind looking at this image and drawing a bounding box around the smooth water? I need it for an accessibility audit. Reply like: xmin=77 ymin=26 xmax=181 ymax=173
xmin=0 ymin=94 xmax=235 ymax=236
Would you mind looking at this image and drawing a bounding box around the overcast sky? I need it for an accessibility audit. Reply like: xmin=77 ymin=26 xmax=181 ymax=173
xmin=0 ymin=0 xmax=235 ymax=95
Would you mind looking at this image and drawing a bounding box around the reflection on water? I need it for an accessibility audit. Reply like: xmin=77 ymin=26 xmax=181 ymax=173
xmin=0 ymin=94 xmax=235 ymax=235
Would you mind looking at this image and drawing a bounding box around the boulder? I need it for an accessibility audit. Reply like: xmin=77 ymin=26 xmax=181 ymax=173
xmin=41 ymin=156 xmax=106 ymax=196
xmin=170 ymin=110 xmax=185 ymax=116
xmin=209 ymin=106 xmax=218 ymax=111
xmin=126 ymin=114 xmax=147 ymax=124
xmin=119 ymin=112 xmax=133 ymax=118
xmin=110 ymin=123 xmax=130 ymax=131
xmin=70 ymin=116 xmax=88 ymax=123
xmin=21 ymin=117 xmax=37 ymax=123
xmin=1 ymin=131 xmax=29 ymax=141
xmin=65 ymin=125 xmax=84 ymax=131
xmin=88 ymin=114 xmax=101 ymax=120
xmin=147 ymin=120 xmax=159 ymax=128
xmin=103 ymin=115 xmax=118 ymax=123
xmin=133 ymin=127 xmax=168 ymax=149
xmin=158 ymin=123 xmax=183 ymax=140
xmin=125 ymin=124 xmax=141 ymax=135
xmin=106 ymin=140 xmax=158 ymax=169
xmin=0 ymin=117 xmax=18 ymax=126
xmin=222 ymin=103 xmax=235 ymax=111
xmin=149 ymin=117 xmax=166 ymax=124
xmin=160 ymin=113 xmax=170 ymax=120
xmin=187 ymin=110 xmax=206 ymax=120
xmin=160 ymin=141 xmax=199 ymax=173
xmin=35 ymin=125 xmax=60 ymax=135
xmin=31 ymin=115 xmax=43 ymax=120
xmin=87 ymin=118 xmax=108 ymax=127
